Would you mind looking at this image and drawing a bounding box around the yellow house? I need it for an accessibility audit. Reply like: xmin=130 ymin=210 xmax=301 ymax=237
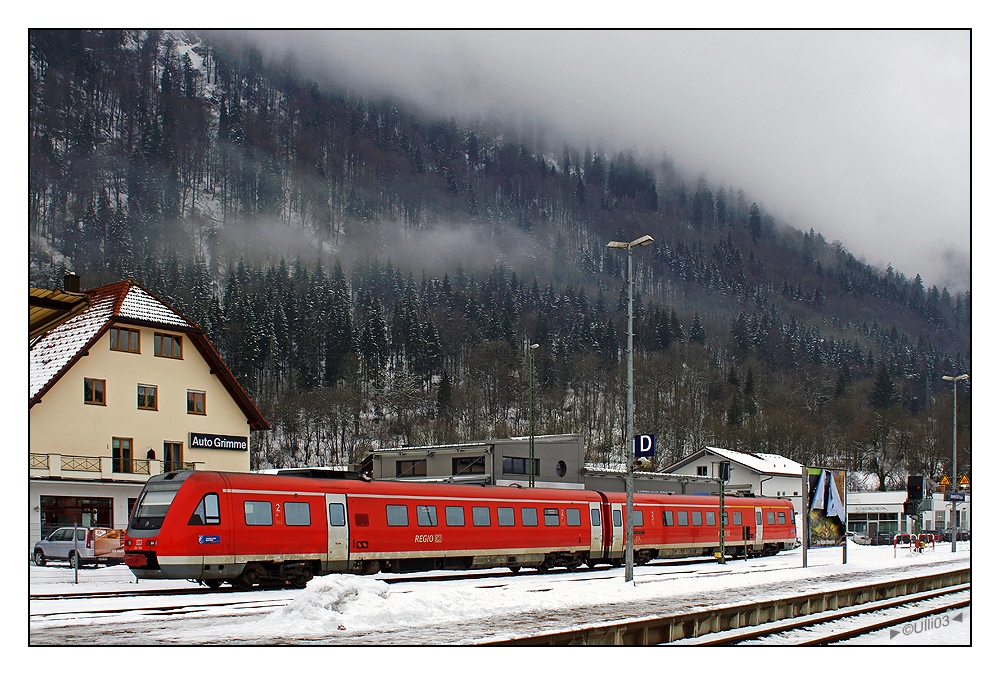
xmin=29 ymin=279 xmax=269 ymax=550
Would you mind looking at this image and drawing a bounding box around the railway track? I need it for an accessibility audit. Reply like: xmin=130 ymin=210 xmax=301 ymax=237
xmin=676 ymin=584 xmax=969 ymax=645
xmin=29 ymin=555 xmax=731 ymax=601
xmin=481 ymin=567 xmax=971 ymax=645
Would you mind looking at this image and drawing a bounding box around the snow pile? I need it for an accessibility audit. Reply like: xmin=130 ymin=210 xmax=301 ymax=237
xmin=262 ymin=576 xmax=390 ymax=633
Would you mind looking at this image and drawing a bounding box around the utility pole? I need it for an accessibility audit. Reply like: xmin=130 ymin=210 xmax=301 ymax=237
xmin=607 ymin=234 xmax=653 ymax=583
xmin=942 ymin=373 xmax=968 ymax=553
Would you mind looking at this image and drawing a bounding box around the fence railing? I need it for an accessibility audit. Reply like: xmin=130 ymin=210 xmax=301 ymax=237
xmin=30 ymin=453 xmax=204 ymax=477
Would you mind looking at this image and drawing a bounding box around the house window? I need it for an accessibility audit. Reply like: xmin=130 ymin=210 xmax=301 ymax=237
xmin=154 ymin=333 xmax=183 ymax=359
xmin=112 ymin=437 xmax=133 ymax=473
xmin=137 ymin=384 xmax=158 ymax=410
xmin=84 ymin=378 xmax=105 ymax=405
xmin=163 ymin=442 xmax=182 ymax=472
xmin=396 ymin=459 xmax=426 ymax=478
xmin=187 ymin=390 xmax=206 ymax=415
xmin=452 ymin=456 xmax=485 ymax=475
xmin=696 ymin=465 xmax=708 ymax=476
xmin=110 ymin=327 xmax=140 ymax=353
xmin=502 ymin=456 xmax=539 ymax=476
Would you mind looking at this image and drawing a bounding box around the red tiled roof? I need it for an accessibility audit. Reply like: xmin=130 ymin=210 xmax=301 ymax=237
xmin=29 ymin=279 xmax=269 ymax=431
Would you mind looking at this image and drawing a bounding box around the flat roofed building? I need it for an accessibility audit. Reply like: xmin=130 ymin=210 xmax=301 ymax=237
xmin=29 ymin=279 xmax=269 ymax=549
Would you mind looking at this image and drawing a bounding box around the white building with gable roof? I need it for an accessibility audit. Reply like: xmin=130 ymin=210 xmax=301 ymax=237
xmin=662 ymin=447 xmax=804 ymax=514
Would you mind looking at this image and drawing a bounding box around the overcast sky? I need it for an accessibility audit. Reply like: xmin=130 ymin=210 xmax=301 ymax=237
xmin=226 ymin=30 xmax=971 ymax=292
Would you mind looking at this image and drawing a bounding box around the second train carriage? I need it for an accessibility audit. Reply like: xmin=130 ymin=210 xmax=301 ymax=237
xmin=125 ymin=470 xmax=797 ymax=590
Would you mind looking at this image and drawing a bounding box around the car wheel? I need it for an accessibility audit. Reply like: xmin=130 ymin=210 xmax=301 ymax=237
xmin=67 ymin=550 xmax=77 ymax=568
xmin=33 ymin=550 xmax=46 ymax=566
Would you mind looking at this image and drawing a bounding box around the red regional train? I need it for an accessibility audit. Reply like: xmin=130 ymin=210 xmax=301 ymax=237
xmin=124 ymin=470 xmax=798 ymax=590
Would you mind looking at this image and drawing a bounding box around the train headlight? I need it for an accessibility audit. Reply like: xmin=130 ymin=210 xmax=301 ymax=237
xmin=147 ymin=539 xmax=157 ymax=547
xmin=125 ymin=539 xmax=133 ymax=547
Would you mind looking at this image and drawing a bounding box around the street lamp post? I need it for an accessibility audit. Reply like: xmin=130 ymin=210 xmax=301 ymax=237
xmin=942 ymin=373 xmax=968 ymax=553
xmin=528 ymin=343 xmax=539 ymax=488
xmin=607 ymin=234 xmax=654 ymax=583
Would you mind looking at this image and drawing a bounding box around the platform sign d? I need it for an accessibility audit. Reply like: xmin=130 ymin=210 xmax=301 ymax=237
xmin=634 ymin=434 xmax=656 ymax=458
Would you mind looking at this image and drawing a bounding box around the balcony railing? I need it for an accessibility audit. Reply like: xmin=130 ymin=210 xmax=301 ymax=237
xmin=62 ymin=455 xmax=101 ymax=472
xmin=29 ymin=453 xmax=203 ymax=480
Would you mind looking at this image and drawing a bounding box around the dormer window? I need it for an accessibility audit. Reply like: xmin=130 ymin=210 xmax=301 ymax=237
xmin=109 ymin=327 xmax=140 ymax=353
xmin=154 ymin=333 xmax=183 ymax=359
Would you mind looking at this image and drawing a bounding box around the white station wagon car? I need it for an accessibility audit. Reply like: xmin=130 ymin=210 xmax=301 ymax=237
xmin=32 ymin=527 xmax=123 ymax=567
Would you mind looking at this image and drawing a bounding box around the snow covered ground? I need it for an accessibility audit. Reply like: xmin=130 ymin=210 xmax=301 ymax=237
xmin=27 ymin=539 xmax=972 ymax=659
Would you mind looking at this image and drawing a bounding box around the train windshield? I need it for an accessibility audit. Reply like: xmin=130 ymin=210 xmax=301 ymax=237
xmin=130 ymin=483 xmax=182 ymax=530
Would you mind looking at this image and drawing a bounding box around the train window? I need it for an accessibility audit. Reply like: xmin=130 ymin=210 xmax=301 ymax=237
xmin=521 ymin=507 xmax=538 ymax=526
xmin=544 ymin=508 xmax=560 ymax=526
xmin=767 ymin=511 xmax=775 ymax=525
xmin=498 ymin=507 xmax=515 ymax=527
xmin=706 ymin=511 xmax=716 ymax=527
xmin=355 ymin=513 xmax=369 ymax=527
xmin=329 ymin=503 xmax=346 ymax=527
xmin=244 ymin=501 xmax=273 ymax=526
xmin=677 ymin=511 xmax=689 ymax=527
xmin=692 ymin=511 xmax=703 ymax=527
xmin=632 ymin=510 xmax=643 ymax=527
xmin=662 ymin=510 xmax=673 ymax=527
xmin=284 ymin=502 xmax=311 ymax=526
xmin=416 ymin=505 xmax=438 ymax=527
xmin=567 ymin=508 xmax=581 ymax=527
xmin=591 ymin=509 xmax=601 ymax=526
xmin=387 ymin=505 xmax=408 ymax=526
xmin=778 ymin=511 xmax=786 ymax=525
xmin=722 ymin=512 xmax=728 ymax=525
xmin=612 ymin=510 xmax=622 ymax=528
xmin=756 ymin=511 xmax=763 ymax=526
xmin=472 ymin=506 xmax=490 ymax=526
xmin=733 ymin=511 xmax=743 ymax=526
xmin=446 ymin=506 xmax=465 ymax=526
xmin=188 ymin=493 xmax=220 ymax=526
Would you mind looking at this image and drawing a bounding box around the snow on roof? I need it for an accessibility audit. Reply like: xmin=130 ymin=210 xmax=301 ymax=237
xmin=699 ymin=447 xmax=803 ymax=477
xmin=118 ymin=284 xmax=190 ymax=326
xmin=29 ymin=292 xmax=117 ymax=400
xmin=29 ymin=280 xmax=197 ymax=403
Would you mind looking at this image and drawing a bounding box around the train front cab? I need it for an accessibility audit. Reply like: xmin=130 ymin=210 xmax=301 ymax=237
xmin=125 ymin=471 xmax=212 ymax=581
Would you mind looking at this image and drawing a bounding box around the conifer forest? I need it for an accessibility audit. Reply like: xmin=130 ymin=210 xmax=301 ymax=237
xmin=28 ymin=30 xmax=971 ymax=489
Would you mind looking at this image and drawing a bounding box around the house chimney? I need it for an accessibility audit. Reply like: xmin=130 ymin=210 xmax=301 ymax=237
xmin=64 ymin=273 xmax=80 ymax=293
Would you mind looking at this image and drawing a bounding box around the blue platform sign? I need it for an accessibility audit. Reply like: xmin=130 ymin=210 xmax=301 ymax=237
xmin=634 ymin=434 xmax=656 ymax=458
xmin=945 ymin=492 xmax=966 ymax=502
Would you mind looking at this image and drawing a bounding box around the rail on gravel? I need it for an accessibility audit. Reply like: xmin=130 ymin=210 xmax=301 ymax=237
xmin=479 ymin=567 xmax=970 ymax=646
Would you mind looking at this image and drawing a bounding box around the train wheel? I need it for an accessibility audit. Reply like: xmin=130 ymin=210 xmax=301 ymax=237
xmin=233 ymin=566 xmax=260 ymax=590
xmin=360 ymin=560 xmax=380 ymax=576
xmin=204 ymin=580 xmax=222 ymax=590
xmin=508 ymin=565 xmax=521 ymax=574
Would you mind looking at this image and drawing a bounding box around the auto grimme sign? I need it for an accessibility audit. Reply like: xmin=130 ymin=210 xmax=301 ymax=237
xmin=190 ymin=432 xmax=249 ymax=451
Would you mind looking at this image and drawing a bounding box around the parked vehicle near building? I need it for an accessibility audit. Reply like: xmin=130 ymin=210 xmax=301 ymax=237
xmin=32 ymin=527 xmax=124 ymax=567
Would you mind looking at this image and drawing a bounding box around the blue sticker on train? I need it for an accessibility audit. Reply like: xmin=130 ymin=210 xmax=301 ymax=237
xmin=198 ymin=535 xmax=221 ymax=544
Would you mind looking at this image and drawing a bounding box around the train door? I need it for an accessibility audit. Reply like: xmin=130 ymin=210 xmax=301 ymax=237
xmin=325 ymin=494 xmax=350 ymax=572
xmin=754 ymin=506 xmax=764 ymax=547
xmin=588 ymin=501 xmax=604 ymax=560
xmin=610 ymin=503 xmax=624 ymax=559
